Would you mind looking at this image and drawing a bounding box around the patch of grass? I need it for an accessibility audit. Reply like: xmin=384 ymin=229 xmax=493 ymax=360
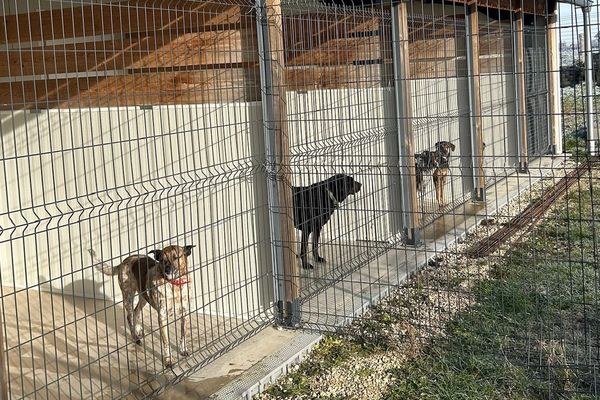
xmin=263 ymin=335 xmax=374 ymax=397
xmin=384 ymin=171 xmax=600 ymax=399
xmin=355 ymin=366 xmax=375 ymax=377
xmin=385 ymin=348 xmax=532 ymax=400
xmin=565 ymin=136 xmax=587 ymax=156
xmin=561 ymin=89 xmax=600 ymax=138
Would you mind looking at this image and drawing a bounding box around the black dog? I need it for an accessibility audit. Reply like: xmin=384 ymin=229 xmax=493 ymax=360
xmin=415 ymin=141 xmax=456 ymax=207
xmin=293 ymin=174 xmax=362 ymax=270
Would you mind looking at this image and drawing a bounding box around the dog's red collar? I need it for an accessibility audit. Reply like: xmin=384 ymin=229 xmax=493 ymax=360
xmin=169 ymin=278 xmax=188 ymax=287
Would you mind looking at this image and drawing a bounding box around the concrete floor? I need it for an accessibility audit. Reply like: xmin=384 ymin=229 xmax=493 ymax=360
xmin=0 ymin=156 xmax=565 ymax=399
xmin=213 ymin=156 xmax=565 ymax=399
xmin=157 ymin=327 xmax=298 ymax=400
xmin=0 ymin=285 xmax=265 ymax=399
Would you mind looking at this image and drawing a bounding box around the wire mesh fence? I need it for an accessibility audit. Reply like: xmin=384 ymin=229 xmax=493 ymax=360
xmin=0 ymin=0 xmax=598 ymax=399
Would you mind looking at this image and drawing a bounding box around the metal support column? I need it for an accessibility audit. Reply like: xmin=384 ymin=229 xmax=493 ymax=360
xmin=513 ymin=10 xmax=529 ymax=172
xmin=256 ymin=0 xmax=300 ymax=326
xmin=547 ymin=10 xmax=563 ymax=154
xmin=583 ymin=6 xmax=597 ymax=156
xmin=465 ymin=3 xmax=486 ymax=201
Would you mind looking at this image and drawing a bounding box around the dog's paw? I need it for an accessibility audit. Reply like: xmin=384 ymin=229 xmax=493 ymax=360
xmin=163 ymin=357 xmax=173 ymax=369
xmin=134 ymin=325 xmax=144 ymax=338
xmin=131 ymin=331 xmax=143 ymax=345
xmin=316 ymin=256 xmax=326 ymax=263
xmin=179 ymin=348 xmax=190 ymax=357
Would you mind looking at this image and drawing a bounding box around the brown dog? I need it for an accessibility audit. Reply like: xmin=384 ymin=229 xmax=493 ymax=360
xmin=432 ymin=141 xmax=455 ymax=207
xmin=415 ymin=141 xmax=455 ymax=208
xmin=89 ymin=245 xmax=194 ymax=368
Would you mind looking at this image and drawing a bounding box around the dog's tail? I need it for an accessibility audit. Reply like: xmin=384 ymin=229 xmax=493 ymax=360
xmin=88 ymin=249 xmax=119 ymax=276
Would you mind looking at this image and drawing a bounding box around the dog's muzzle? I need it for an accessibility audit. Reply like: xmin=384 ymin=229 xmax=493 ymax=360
xmin=163 ymin=264 xmax=178 ymax=281
xmin=352 ymin=182 xmax=362 ymax=194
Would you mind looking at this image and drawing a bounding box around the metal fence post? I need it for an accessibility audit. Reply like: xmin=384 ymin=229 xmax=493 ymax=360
xmin=465 ymin=3 xmax=486 ymax=202
xmin=547 ymin=9 xmax=563 ymax=155
xmin=256 ymin=0 xmax=300 ymax=326
xmin=513 ymin=9 xmax=529 ymax=172
xmin=391 ymin=1 xmax=420 ymax=245
xmin=0 ymin=314 xmax=6 ymax=400
xmin=583 ymin=5 xmax=597 ymax=157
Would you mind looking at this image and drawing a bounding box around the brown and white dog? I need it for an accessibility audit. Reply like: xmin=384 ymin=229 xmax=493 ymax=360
xmin=89 ymin=245 xmax=194 ymax=368
xmin=415 ymin=141 xmax=456 ymax=208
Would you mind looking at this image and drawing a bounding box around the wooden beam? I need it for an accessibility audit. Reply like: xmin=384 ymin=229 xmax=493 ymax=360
xmin=0 ymin=1 xmax=245 ymax=45
xmin=514 ymin=10 xmax=528 ymax=171
xmin=392 ymin=2 xmax=420 ymax=244
xmin=0 ymin=69 xmax=250 ymax=109
xmin=285 ymin=35 xmax=381 ymax=67
xmin=285 ymin=64 xmax=381 ymax=90
xmin=467 ymin=3 xmax=485 ymax=200
xmin=240 ymin=7 xmax=260 ymax=102
xmin=408 ymin=16 xmax=466 ymax=42
xmin=284 ymin=13 xmax=380 ymax=60
xmin=409 ymin=38 xmax=458 ymax=78
xmin=258 ymin=0 xmax=299 ymax=324
xmin=446 ymin=0 xmax=546 ymax=16
xmin=547 ymin=10 xmax=562 ymax=154
xmin=0 ymin=30 xmax=246 ymax=77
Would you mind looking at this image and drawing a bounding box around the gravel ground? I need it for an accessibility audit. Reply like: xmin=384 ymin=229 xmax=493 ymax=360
xmin=256 ymin=159 xmax=580 ymax=400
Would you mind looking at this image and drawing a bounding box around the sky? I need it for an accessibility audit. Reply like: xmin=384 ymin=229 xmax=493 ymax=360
xmin=558 ymin=2 xmax=600 ymax=45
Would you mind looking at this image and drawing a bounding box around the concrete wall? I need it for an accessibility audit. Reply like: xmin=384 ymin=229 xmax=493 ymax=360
xmin=0 ymin=104 xmax=274 ymax=319
xmin=480 ymin=73 xmax=519 ymax=174
xmin=0 ymin=68 xmax=529 ymax=317
xmin=287 ymin=87 xmax=398 ymax=244
xmin=412 ymin=78 xmax=470 ymax=207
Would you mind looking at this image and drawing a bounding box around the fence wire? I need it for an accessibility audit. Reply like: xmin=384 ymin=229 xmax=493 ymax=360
xmin=0 ymin=0 xmax=598 ymax=399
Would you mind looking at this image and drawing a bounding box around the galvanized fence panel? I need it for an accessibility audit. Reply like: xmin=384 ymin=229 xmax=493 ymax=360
xmin=0 ymin=0 xmax=598 ymax=399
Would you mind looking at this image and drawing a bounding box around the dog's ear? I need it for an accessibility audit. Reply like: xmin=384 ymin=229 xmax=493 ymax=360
xmin=184 ymin=245 xmax=195 ymax=256
xmin=449 ymin=142 xmax=456 ymax=152
xmin=149 ymin=249 xmax=163 ymax=261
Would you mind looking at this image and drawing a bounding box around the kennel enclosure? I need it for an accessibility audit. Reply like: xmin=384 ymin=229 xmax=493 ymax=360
xmin=0 ymin=0 xmax=595 ymax=398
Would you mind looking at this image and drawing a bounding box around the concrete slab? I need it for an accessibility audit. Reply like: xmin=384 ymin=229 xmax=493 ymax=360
xmin=0 ymin=285 xmax=270 ymax=399
xmin=157 ymin=327 xmax=300 ymax=400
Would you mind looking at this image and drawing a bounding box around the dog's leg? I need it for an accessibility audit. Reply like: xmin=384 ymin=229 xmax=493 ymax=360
xmin=312 ymin=226 xmax=325 ymax=263
xmin=433 ymin=169 xmax=443 ymax=208
xmin=132 ymin=295 xmax=147 ymax=345
xmin=433 ymin=169 xmax=449 ymax=208
xmin=300 ymin=229 xmax=314 ymax=269
xmin=123 ymin=293 xmax=138 ymax=343
xmin=158 ymin=307 xmax=173 ymax=368
xmin=440 ymin=170 xmax=448 ymax=207
xmin=178 ymin=306 xmax=189 ymax=357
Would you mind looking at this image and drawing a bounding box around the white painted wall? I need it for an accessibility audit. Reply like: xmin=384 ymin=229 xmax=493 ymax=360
xmin=480 ymin=73 xmax=519 ymax=174
xmin=287 ymin=87 xmax=397 ymax=244
xmin=0 ymin=79 xmax=517 ymax=313
xmin=411 ymin=78 xmax=470 ymax=207
xmin=0 ymin=104 xmax=274 ymax=319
